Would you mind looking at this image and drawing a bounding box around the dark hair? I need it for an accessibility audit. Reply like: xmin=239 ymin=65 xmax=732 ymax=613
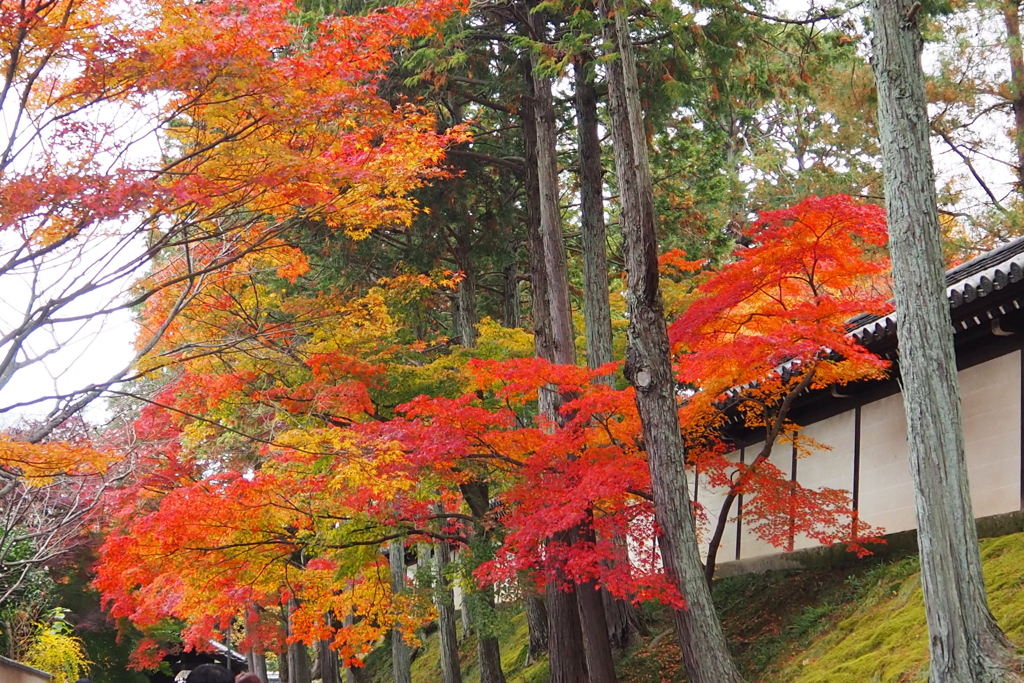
xmin=185 ymin=665 xmax=235 ymax=683
xmin=74 ymin=679 xmax=93 ymax=683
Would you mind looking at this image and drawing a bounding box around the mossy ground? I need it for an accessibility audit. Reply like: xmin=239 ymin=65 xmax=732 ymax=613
xmin=373 ymin=531 xmax=1024 ymax=683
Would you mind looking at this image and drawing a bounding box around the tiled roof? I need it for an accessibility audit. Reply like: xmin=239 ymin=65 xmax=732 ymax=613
xmin=848 ymin=235 xmax=1024 ymax=345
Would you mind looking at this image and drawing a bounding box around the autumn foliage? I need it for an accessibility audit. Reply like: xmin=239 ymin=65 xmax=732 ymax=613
xmin=672 ymin=195 xmax=892 ymax=577
xmin=87 ymin=193 xmax=902 ymax=668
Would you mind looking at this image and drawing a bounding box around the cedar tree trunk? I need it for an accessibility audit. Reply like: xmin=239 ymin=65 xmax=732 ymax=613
xmin=460 ymin=480 xmax=508 ymax=683
xmin=524 ymin=593 xmax=549 ymax=663
xmin=524 ymin=43 xmax=589 ymax=683
xmin=315 ymin=638 xmax=340 ymax=683
xmin=601 ymin=2 xmax=745 ymax=681
xmin=576 ymin=52 xmax=644 ymax=653
xmin=575 ymin=57 xmax=614 ymax=373
xmin=434 ymin=539 xmax=464 ymax=683
xmin=389 ymin=539 xmax=413 ymax=683
xmin=1004 ymin=0 xmax=1024 ymax=190
xmin=286 ymin=598 xmax=312 ymax=683
xmin=870 ymin=0 xmax=1023 ymax=680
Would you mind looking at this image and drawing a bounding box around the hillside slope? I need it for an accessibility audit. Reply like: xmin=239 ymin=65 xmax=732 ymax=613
xmin=372 ymin=531 xmax=1024 ymax=682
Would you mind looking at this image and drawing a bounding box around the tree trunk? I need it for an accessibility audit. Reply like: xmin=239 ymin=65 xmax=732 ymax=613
xmin=478 ymin=634 xmax=505 ymax=683
xmin=523 ymin=40 xmax=590 ymax=683
xmin=546 ymin=566 xmax=588 ymax=683
xmin=524 ymin=593 xmax=549 ymax=664
xmin=459 ymin=481 xmax=508 ymax=683
xmin=245 ymin=611 xmax=270 ymax=683
xmin=575 ymin=516 xmax=617 ymax=683
xmin=279 ymin=648 xmax=289 ymax=683
xmin=870 ymin=0 xmax=1023 ymax=680
xmin=521 ymin=70 xmax=553 ymax=359
xmin=601 ymin=3 xmax=745 ymax=682
xmin=453 ymin=221 xmax=479 ymax=347
xmin=577 ymin=579 xmax=617 ymax=683
xmin=287 ymin=599 xmax=313 ymax=683
xmin=346 ymin=666 xmax=371 ymax=683
xmin=532 ymin=71 xmax=575 ymax=368
xmin=460 ymin=587 xmax=472 ymax=641
xmin=248 ymin=652 xmax=269 ymax=683
xmin=503 ymin=259 xmax=522 ymax=329
xmin=603 ymin=588 xmax=644 ymax=651
xmin=316 ymin=639 xmax=340 ymax=683
xmin=287 ymin=640 xmax=311 ymax=683
xmin=478 ymin=587 xmax=508 ymax=683
xmin=390 ymin=539 xmax=413 ymax=683
xmin=343 ymin=611 xmax=370 ymax=683
xmin=1004 ymin=0 xmax=1024 ymax=190
xmin=434 ymin=538 xmax=463 ymax=683
xmin=575 ymin=57 xmax=614 ymax=375
xmin=576 ymin=53 xmax=644 ymax=654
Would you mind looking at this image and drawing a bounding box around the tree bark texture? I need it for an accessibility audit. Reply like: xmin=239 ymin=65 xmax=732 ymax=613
xmin=279 ymin=647 xmax=289 ymax=683
xmin=576 ymin=63 xmax=644 ymax=647
xmin=1004 ymin=0 xmax=1024 ymax=190
xmin=246 ymin=652 xmax=269 ymax=683
xmin=577 ymin=578 xmax=618 ymax=683
xmin=460 ymin=588 xmax=472 ymax=640
xmin=286 ymin=598 xmax=313 ymax=683
xmin=575 ymin=57 xmax=614 ymax=375
xmin=524 ymin=42 xmax=591 ymax=683
xmin=521 ymin=75 xmax=554 ymax=359
xmin=524 ymin=593 xmax=549 ymax=663
xmin=343 ymin=610 xmax=371 ymax=683
xmin=503 ymin=259 xmax=522 ymax=329
xmin=531 ymin=59 xmax=575 ymax=368
xmin=460 ymin=481 xmax=508 ymax=683
xmin=603 ymin=588 xmax=644 ymax=651
xmin=870 ymin=1 xmax=1023 ymax=680
xmin=601 ymin=3 xmax=745 ymax=682
xmin=315 ymin=638 xmax=341 ymax=683
xmin=245 ymin=612 xmax=270 ymax=683
xmin=546 ymin=570 xmax=588 ymax=683
xmin=477 ymin=587 xmax=509 ymax=683
xmin=434 ymin=539 xmax=464 ymax=683
xmin=453 ymin=221 xmax=479 ymax=347
xmin=389 ymin=539 xmax=413 ymax=683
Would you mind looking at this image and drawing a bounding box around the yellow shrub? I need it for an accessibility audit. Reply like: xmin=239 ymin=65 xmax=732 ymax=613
xmin=23 ymin=629 xmax=91 ymax=683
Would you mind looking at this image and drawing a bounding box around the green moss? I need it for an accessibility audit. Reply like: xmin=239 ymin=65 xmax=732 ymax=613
xmin=370 ymin=531 xmax=1024 ymax=683
xmin=778 ymin=532 xmax=1024 ymax=683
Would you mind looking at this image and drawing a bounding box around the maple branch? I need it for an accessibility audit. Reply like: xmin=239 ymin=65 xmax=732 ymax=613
xmin=104 ymin=389 xmax=347 ymax=459
xmin=702 ymin=364 xmax=818 ymax=584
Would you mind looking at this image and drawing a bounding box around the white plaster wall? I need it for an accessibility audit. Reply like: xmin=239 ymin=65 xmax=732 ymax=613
xmin=692 ymin=446 xmax=749 ymax=563
xmin=959 ymin=350 xmax=1020 ymax=518
xmin=855 ymin=391 xmax=916 ymax=534
xmin=712 ymin=350 xmax=1023 ymax=567
xmin=735 ymin=440 xmax=796 ymax=560
xmin=792 ymin=410 xmax=858 ymax=551
xmin=0 ymin=658 xmax=50 ymax=683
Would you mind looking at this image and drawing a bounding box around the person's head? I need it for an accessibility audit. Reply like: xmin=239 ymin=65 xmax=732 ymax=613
xmin=185 ymin=665 xmax=234 ymax=683
xmin=235 ymin=674 xmax=262 ymax=683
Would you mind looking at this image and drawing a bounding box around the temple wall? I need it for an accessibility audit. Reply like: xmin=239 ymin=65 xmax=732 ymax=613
xmin=708 ymin=349 xmax=1023 ymax=567
xmin=0 ymin=657 xmax=51 ymax=683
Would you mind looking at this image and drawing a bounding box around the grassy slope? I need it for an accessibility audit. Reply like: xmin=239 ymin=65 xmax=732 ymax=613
xmin=378 ymin=531 xmax=1024 ymax=683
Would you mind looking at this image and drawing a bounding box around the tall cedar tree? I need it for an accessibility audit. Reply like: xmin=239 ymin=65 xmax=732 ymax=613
xmin=601 ymin=0 xmax=745 ymax=680
xmin=870 ymin=0 xmax=1024 ymax=680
